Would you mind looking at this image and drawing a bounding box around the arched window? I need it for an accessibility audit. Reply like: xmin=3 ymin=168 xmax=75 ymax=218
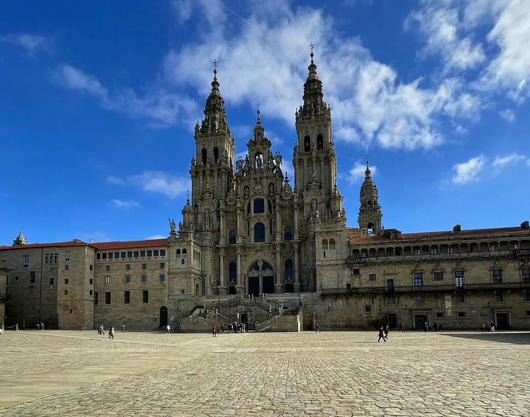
xmin=182 ymin=249 xmax=187 ymax=257
xmin=262 ymin=262 xmax=273 ymax=272
xmin=254 ymin=222 xmax=265 ymax=242
xmin=322 ymin=239 xmax=329 ymax=250
xmin=213 ymin=147 xmax=219 ymax=163
xmin=229 ymin=262 xmax=237 ymax=283
xmin=317 ymin=134 xmax=323 ymax=150
xmin=285 ymin=259 xmax=293 ymax=280
xmin=284 ymin=226 xmax=292 ymax=241
xmin=229 ymin=230 xmax=236 ymax=244
xmin=201 ymin=148 xmax=207 ymax=165
xmin=254 ymin=198 xmax=264 ymax=214
xmin=250 ymin=262 xmax=259 ymax=272
xmin=176 ymin=249 xmax=181 ymax=258
xmin=304 ymin=135 xmax=310 ymax=152
xmin=329 ymin=239 xmax=336 ymax=250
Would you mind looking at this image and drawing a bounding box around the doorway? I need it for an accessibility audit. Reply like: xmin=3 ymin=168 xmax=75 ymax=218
xmin=263 ymin=276 xmax=274 ymax=293
xmin=496 ymin=312 xmax=509 ymax=330
xmin=388 ymin=314 xmax=397 ymax=329
xmin=160 ymin=306 xmax=168 ymax=327
xmin=249 ymin=277 xmax=259 ymax=297
xmin=387 ymin=279 xmax=394 ymax=292
xmin=414 ymin=314 xmax=427 ymax=330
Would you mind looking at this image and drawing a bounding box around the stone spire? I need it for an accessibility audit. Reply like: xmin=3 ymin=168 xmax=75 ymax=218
xmin=358 ymin=159 xmax=382 ymax=234
xmin=199 ymin=68 xmax=230 ymax=136
xmin=13 ymin=230 xmax=27 ymax=246
xmin=253 ymin=109 xmax=265 ymax=142
xmin=299 ymin=49 xmax=326 ymax=118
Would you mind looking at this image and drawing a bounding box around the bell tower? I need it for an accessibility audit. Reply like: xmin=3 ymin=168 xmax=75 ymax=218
xmin=190 ymin=67 xmax=235 ymax=207
xmin=294 ymin=49 xmax=337 ymax=196
xmin=358 ymin=160 xmax=382 ymax=234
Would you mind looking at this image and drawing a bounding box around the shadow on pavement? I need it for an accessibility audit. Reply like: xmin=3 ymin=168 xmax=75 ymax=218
xmin=440 ymin=331 xmax=530 ymax=345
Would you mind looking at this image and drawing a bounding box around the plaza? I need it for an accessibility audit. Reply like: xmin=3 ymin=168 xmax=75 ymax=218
xmin=0 ymin=330 xmax=529 ymax=416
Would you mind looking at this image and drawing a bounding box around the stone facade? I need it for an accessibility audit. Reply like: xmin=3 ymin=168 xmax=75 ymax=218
xmin=0 ymin=267 xmax=7 ymax=329
xmin=1 ymin=54 xmax=530 ymax=331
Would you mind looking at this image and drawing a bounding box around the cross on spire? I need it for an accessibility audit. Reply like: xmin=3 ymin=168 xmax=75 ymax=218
xmin=212 ymin=59 xmax=218 ymax=69
xmin=309 ymin=42 xmax=315 ymax=52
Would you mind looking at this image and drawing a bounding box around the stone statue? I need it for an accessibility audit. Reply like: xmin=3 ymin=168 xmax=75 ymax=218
xmin=169 ymin=218 xmax=176 ymax=233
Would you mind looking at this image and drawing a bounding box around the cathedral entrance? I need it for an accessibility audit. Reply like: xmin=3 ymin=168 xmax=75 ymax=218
xmin=248 ymin=261 xmax=275 ymax=296
xmin=159 ymin=306 xmax=168 ymax=327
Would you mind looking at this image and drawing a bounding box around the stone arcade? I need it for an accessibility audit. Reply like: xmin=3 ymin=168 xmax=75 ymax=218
xmin=1 ymin=53 xmax=530 ymax=331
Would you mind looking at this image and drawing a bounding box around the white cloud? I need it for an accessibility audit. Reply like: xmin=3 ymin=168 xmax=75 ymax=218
xmin=452 ymin=155 xmax=486 ymax=184
xmin=343 ymin=161 xmax=377 ymax=185
xmin=405 ymin=2 xmax=486 ymax=72
xmin=110 ymin=199 xmax=140 ymax=209
xmin=499 ymin=109 xmax=515 ymax=122
xmin=164 ymin=3 xmax=480 ymax=150
xmin=108 ymin=171 xmax=190 ymax=199
xmin=492 ymin=152 xmax=525 ymax=168
xmin=231 ymin=124 xmax=252 ymax=140
xmin=52 ymin=64 xmax=200 ymax=127
xmin=0 ymin=33 xmax=54 ymax=54
xmin=147 ymin=234 xmax=166 ymax=240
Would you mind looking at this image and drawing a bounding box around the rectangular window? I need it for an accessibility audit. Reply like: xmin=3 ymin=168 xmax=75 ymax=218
xmin=134 ymin=251 xmax=139 ymax=258
xmin=154 ymin=250 xmax=159 ymax=257
xmin=414 ymin=273 xmax=423 ymax=287
xmin=126 ymin=264 xmax=131 ymax=270
xmin=433 ymin=271 xmax=444 ymax=280
xmin=89 ymin=290 xmax=93 ymax=295
xmin=143 ymin=290 xmax=148 ymax=303
xmin=90 ymin=264 xmax=93 ymax=271
xmin=160 ymin=262 xmax=165 ymax=269
xmin=365 ymin=305 xmax=371 ymax=313
xmin=455 ymin=271 xmax=464 ymax=288
xmin=495 ymin=292 xmax=504 ymax=302
xmin=147 ymin=250 xmax=152 ymax=257
xmin=64 ymin=290 xmax=68 ymax=295
xmin=160 ymin=250 xmax=166 ymax=256
xmin=526 ymin=310 xmax=530 ymax=317
xmin=140 ymin=250 xmax=146 ymax=257
xmin=490 ymin=245 xmax=495 ymax=252
xmin=436 ymin=312 xmax=443 ymax=318
xmin=30 ymin=271 xmax=36 ymax=284
xmin=416 ymin=295 xmax=424 ymax=305
xmin=352 ymin=268 xmax=360 ymax=276
xmin=430 ymin=248 xmax=438 ymax=255
xmin=105 ymin=265 xmax=110 ymax=271
xmin=159 ymin=274 xmax=165 ymax=282
xmin=94 ymin=292 xmax=98 ymax=304
xmin=124 ymin=291 xmax=130 ymax=304
xmin=97 ymin=253 xmax=101 ymax=260
xmin=105 ymin=292 xmax=111 ymax=304
xmin=457 ymin=294 xmax=465 ymax=303
xmin=115 ymin=252 xmax=119 ymax=259
xmin=141 ymin=275 xmax=147 ymax=282
xmin=181 ymin=259 xmax=185 ymax=265
xmin=142 ymin=263 xmax=147 ymax=270
xmin=125 ymin=276 xmax=131 ymax=283
xmin=109 ymin=252 xmax=113 ymax=259
xmin=49 ymin=278 xmax=54 ymax=286
xmin=121 ymin=252 xmax=126 ymax=258
xmin=102 ymin=253 xmax=107 ymax=260
xmin=89 ymin=279 xmax=93 ymax=285
xmin=127 ymin=251 xmax=133 ymax=258
xmin=54 ymin=254 xmax=58 ymax=263
xmin=368 ymin=274 xmax=376 ymax=281
xmin=65 ymin=264 xmax=69 ymax=271
xmin=414 ymin=249 xmax=422 ymax=255
xmin=105 ymin=276 xmax=110 ymax=284
xmin=65 ymin=279 xmax=69 ymax=284
xmin=492 ymin=269 xmax=503 ymax=284
xmin=458 ymin=311 xmax=466 ymax=317
xmin=522 ymin=268 xmax=530 ymax=283
xmin=45 ymin=255 xmax=49 ymax=263
xmin=23 ymin=255 xmax=29 ymax=267
xmin=526 ymin=293 xmax=530 ymax=302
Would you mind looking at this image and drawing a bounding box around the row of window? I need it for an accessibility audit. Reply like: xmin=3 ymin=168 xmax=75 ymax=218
xmin=104 ymin=275 xmax=165 ymax=284
xmin=95 ymin=290 xmax=149 ymax=305
xmin=104 ymin=263 xmax=165 ymax=272
xmin=353 ymin=244 xmax=525 ymax=258
xmin=227 ymin=226 xmax=293 ymax=245
xmin=97 ymin=249 xmax=165 ymax=260
xmin=227 ymin=259 xmax=294 ymax=284
xmin=45 ymin=253 xmax=59 ymax=264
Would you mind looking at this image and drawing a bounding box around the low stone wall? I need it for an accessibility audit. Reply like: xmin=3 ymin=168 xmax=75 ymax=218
xmin=256 ymin=313 xmax=301 ymax=332
xmin=180 ymin=317 xmax=216 ymax=332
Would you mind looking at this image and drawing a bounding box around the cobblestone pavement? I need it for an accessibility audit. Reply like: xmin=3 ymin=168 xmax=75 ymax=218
xmin=1 ymin=330 xmax=529 ymax=416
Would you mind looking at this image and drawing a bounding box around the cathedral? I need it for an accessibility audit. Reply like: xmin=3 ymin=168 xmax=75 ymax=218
xmin=1 ymin=53 xmax=529 ymax=332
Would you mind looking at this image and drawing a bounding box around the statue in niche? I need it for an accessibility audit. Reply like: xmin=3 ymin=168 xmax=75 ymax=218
xmin=256 ymin=154 xmax=263 ymax=169
xmin=244 ymin=185 xmax=250 ymax=198
xmin=168 ymin=218 xmax=176 ymax=233
xmin=274 ymin=152 xmax=282 ymax=166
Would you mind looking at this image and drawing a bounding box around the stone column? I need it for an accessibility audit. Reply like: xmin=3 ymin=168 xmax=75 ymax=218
xmin=275 ymin=205 xmax=281 ymax=241
xmin=275 ymin=246 xmax=282 ymax=293
xmin=236 ymin=250 xmax=244 ymax=294
xmin=294 ymin=244 xmax=300 ymax=292
xmin=218 ymin=249 xmax=227 ymax=295
xmin=293 ymin=204 xmax=299 ymax=240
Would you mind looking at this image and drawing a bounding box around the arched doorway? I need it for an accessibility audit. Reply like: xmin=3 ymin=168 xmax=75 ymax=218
xmin=160 ymin=306 xmax=168 ymax=327
xmin=248 ymin=261 xmax=275 ymax=296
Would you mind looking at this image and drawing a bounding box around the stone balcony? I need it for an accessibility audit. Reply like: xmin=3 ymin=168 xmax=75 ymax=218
xmin=346 ymin=250 xmax=518 ymax=266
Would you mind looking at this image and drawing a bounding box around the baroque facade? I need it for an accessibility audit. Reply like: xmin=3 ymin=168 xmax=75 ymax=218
xmin=1 ymin=54 xmax=530 ymax=331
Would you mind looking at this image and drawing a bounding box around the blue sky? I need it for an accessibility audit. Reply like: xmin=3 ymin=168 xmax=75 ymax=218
xmin=1 ymin=0 xmax=529 ymax=245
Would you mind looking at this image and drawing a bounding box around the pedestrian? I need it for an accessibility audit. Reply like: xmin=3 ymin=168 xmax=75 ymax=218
xmin=212 ymin=325 xmax=217 ymax=337
xmin=491 ymin=321 xmax=495 ymax=332
xmin=315 ymin=322 xmax=320 ymax=333
xmin=166 ymin=324 xmax=171 ymax=334
xmin=220 ymin=324 xmax=224 ymax=333
xmin=438 ymin=323 xmax=443 ymax=332
xmin=424 ymin=321 xmax=428 ymax=332
xmin=40 ymin=322 xmax=45 ymax=331
xmin=81 ymin=324 xmax=84 ymax=331
xmin=481 ymin=322 xmax=486 ymax=332
xmin=108 ymin=326 xmax=115 ymax=340
xmin=0 ymin=328 xmax=3 ymax=342
xmin=398 ymin=322 xmax=404 ymax=332
xmin=432 ymin=322 xmax=437 ymax=332
xmin=121 ymin=324 xmax=125 ymax=332
xmin=384 ymin=325 xmax=389 ymax=339
xmin=378 ymin=326 xmax=387 ymax=342
xmin=485 ymin=321 xmax=491 ymax=332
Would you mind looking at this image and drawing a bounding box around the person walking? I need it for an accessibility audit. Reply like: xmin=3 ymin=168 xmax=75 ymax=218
xmin=212 ymin=325 xmax=217 ymax=337
xmin=378 ymin=326 xmax=387 ymax=342
xmin=424 ymin=321 xmax=428 ymax=332
xmin=108 ymin=326 xmax=115 ymax=340
xmin=315 ymin=323 xmax=321 ymax=333
xmin=433 ymin=322 xmax=437 ymax=332
xmin=121 ymin=324 xmax=126 ymax=332
xmin=398 ymin=322 xmax=404 ymax=332
xmin=384 ymin=325 xmax=389 ymax=339
xmin=166 ymin=324 xmax=171 ymax=334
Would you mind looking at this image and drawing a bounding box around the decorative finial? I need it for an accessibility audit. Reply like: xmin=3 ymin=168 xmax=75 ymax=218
xmin=212 ymin=59 xmax=218 ymax=79
xmin=309 ymin=42 xmax=315 ymax=62
xmin=186 ymin=190 xmax=190 ymax=204
xmin=257 ymin=104 xmax=261 ymax=123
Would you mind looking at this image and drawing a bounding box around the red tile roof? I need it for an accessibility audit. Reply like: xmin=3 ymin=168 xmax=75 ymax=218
xmin=0 ymin=238 xmax=168 ymax=251
xmin=348 ymin=226 xmax=530 ymax=244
